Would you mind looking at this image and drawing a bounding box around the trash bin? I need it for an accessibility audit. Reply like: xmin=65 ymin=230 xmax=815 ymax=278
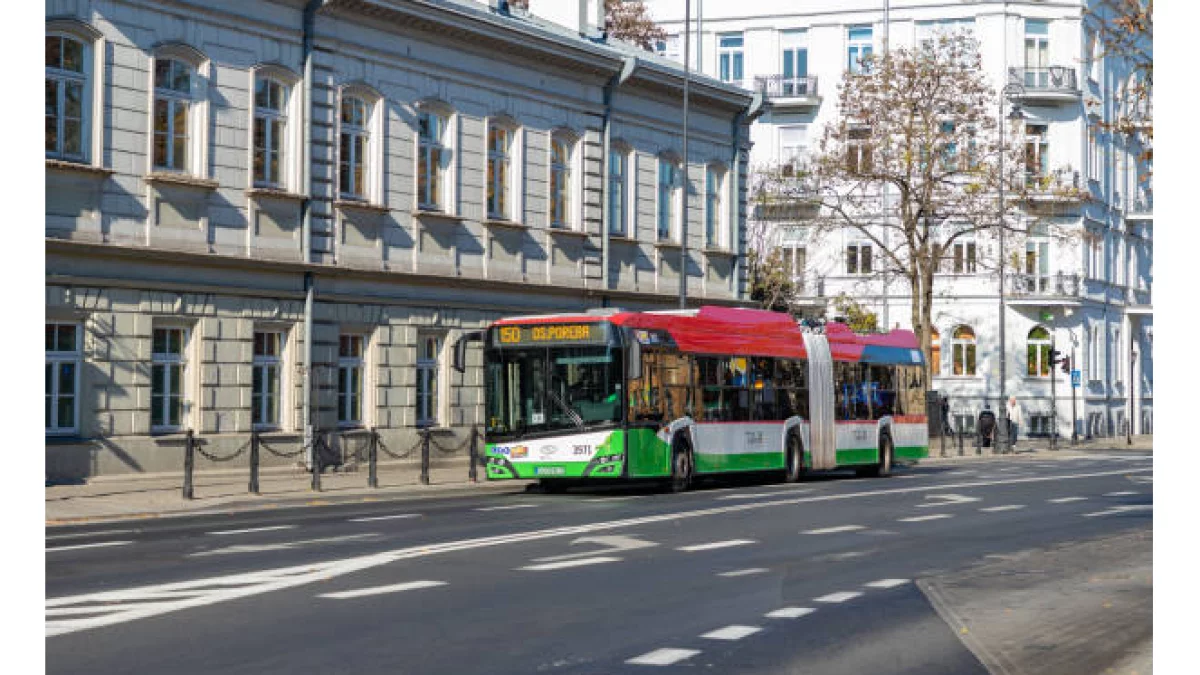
xmin=977 ymin=407 xmax=997 ymax=448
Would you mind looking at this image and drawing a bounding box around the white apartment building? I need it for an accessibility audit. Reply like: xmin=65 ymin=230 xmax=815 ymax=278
xmin=44 ymin=0 xmax=757 ymax=480
xmin=647 ymin=0 xmax=1152 ymax=440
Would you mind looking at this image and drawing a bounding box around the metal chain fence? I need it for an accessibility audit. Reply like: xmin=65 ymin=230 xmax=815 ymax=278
xmin=194 ymin=436 xmax=252 ymax=463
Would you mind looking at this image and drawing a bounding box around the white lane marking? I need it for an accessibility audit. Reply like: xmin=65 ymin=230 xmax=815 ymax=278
xmin=719 ymin=490 xmax=811 ymax=500
xmin=46 ymin=540 xmax=134 ymax=553
xmin=319 ymin=580 xmax=446 ymax=599
xmin=897 ymin=514 xmax=954 ymax=523
xmin=814 ymin=591 xmax=862 ymax=603
xmin=719 ymin=568 xmax=768 ymax=578
xmin=766 ymin=607 xmax=816 ymax=619
xmin=893 ymin=475 xmax=919 ymax=479
xmin=207 ymin=525 xmax=296 ymax=536
xmin=347 ymin=513 xmax=420 ymax=523
xmin=46 ymin=529 xmax=137 ymax=541
xmin=1049 ymin=496 xmax=1088 ymax=503
xmin=1083 ymin=505 xmax=1153 ymax=518
xmin=803 ymin=525 xmax=865 ymax=535
xmin=518 ymin=556 xmax=622 ymax=571
xmin=46 ymin=465 xmax=1150 ymax=636
xmin=475 ymin=504 xmax=537 ymax=512
xmin=677 ymin=539 xmax=757 ymax=552
xmin=189 ymin=534 xmax=380 ymax=558
xmin=980 ymin=505 xmax=1026 ymax=512
xmin=533 ymin=535 xmax=658 ymax=563
xmin=1130 ymin=475 xmax=1153 ymax=483
xmin=1104 ymin=491 xmax=1138 ymax=496
xmin=864 ymin=578 xmax=910 ymax=589
xmin=917 ymin=494 xmax=981 ymax=508
xmin=702 ymin=625 xmax=762 ymax=641
xmin=626 ymin=648 xmax=701 ymax=666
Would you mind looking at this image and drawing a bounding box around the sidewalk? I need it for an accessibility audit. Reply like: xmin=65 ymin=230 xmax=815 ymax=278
xmin=45 ymin=435 xmax=1152 ymax=527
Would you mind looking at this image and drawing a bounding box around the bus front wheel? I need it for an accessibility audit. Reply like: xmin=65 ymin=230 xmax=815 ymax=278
xmin=668 ymin=440 xmax=693 ymax=493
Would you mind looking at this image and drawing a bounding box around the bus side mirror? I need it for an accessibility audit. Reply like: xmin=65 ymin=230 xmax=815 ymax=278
xmin=453 ymin=330 xmax=484 ymax=373
xmin=627 ymin=334 xmax=642 ymax=380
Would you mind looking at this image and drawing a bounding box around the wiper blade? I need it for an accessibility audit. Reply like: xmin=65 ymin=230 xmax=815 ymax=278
xmin=547 ymin=389 xmax=584 ymax=429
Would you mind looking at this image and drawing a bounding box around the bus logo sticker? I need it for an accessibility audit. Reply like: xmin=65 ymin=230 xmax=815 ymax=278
xmin=540 ymin=445 xmax=560 ymax=458
xmin=745 ymin=431 xmax=764 ymax=448
xmin=510 ymin=446 xmax=528 ymax=459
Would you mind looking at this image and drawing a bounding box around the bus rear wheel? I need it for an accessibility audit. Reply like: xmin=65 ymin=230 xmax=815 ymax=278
xmin=857 ymin=433 xmax=894 ymax=478
xmin=668 ymin=440 xmax=693 ymax=493
xmin=783 ymin=433 xmax=805 ymax=483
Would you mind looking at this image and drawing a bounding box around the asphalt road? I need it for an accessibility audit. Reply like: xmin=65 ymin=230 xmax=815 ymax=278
xmin=45 ymin=453 xmax=1153 ymax=674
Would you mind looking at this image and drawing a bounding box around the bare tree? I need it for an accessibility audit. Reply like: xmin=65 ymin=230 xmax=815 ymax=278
xmin=605 ymin=0 xmax=666 ymax=50
xmin=1087 ymin=0 xmax=1152 ymax=160
xmin=769 ymin=33 xmax=1083 ymax=380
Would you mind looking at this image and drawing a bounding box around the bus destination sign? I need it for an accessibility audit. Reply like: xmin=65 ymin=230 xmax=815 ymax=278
xmin=494 ymin=323 xmax=609 ymax=347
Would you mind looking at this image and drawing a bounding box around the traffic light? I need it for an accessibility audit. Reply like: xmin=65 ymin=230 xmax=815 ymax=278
xmin=1050 ymin=349 xmax=1062 ymax=366
xmin=1061 ymin=355 xmax=1071 ymax=374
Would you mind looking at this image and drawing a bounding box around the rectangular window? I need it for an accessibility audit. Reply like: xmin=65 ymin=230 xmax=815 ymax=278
xmin=846 ymin=127 xmax=872 ymax=174
xmin=487 ymin=125 xmax=511 ymax=220
xmin=718 ymin=34 xmax=744 ymax=84
xmin=339 ymin=96 xmax=369 ymax=199
xmin=1087 ymin=126 xmax=1100 ymax=183
xmin=1024 ymin=124 xmax=1049 ymax=186
xmin=252 ymin=331 xmax=283 ymax=429
xmin=550 ymin=137 xmax=572 ymax=229
xmin=253 ymin=77 xmax=288 ymax=187
xmin=654 ymin=34 xmax=680 ymax=62
xmin=779 ymin=125 xmax=808 ymax=174
xmin=45 ymin=35 xmax=87 ymax=160
xmin=338 ymin=334 xmax=365 ymax=426
xmin=953 ymin=241 xmax=977 ymax=273
xmin=658 ymin=160 xmax=679 ymax=241
xmin=847 ymin=26 xmax=873 ymax=74
xmin=705 ymin=167 xmax=723 ymax=248
xmin=781 ymin=30 xmax=809 ymax=95
xmin=416 ymin=333 xmax=442 ymax=427
xmin=153 ymin=59 xmax=193 ymax=172
xmin=1024 ymin=20 xmax=1050 ymax=87
xmin=608 ymin=150 xmax=628 ymax=236
xmin=940 ymin=121 xmax=958 ymax=171
xmin=151 ymin=327 xmax=188 ymax=432
xmin=1025 ymin=239 xmax=1050 ymax=292
xmin=46 ymin=322 xmax=81 ymax=434
xmin=846 ymin=242 xmax=872 ymax=275
xmin=417 ymin=110 xmax=447 ymax=211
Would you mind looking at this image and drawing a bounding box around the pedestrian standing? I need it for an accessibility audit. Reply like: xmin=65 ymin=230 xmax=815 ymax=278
xmin=1006 ymin=396 xmax=1023 ymax=452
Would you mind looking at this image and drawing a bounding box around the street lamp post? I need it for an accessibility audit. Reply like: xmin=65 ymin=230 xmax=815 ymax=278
xmin=679 ymin=0 xmax=691 ymax=309
xmin=1128 ymin=339 xmax=1136 ymax=446
xmin=997 ymin=81 xmax=1025 ymax=453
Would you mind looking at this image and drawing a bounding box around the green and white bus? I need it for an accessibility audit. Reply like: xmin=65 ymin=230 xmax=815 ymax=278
xmin=453 ymin=306 xmax=928 ymax=492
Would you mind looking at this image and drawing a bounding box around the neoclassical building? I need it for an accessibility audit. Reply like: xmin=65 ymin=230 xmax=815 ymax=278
xmin=44 ymin=0 xmax=758 ymax=479
xmin=647 ymin=0 xmax=1152 ymax=440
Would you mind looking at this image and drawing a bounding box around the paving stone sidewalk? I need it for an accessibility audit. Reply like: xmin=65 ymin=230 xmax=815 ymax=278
xmin=45 ymin=435 xmax=1151 ymax=526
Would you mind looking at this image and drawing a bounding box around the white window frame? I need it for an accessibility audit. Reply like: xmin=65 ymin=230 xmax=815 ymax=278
xmin=718 ymin=33 xmax=744 ymax=85
xmin=337 ymin=85 xmax=384 ymax=204
xmin=486 ymin=118 xmax=522 ymax=221
xmin=657 ymin=155 xmax=681 ymax=242
xmin=1087 ymin=125 xmax=1101 ymax=183
xmin=950 ymin=325 xmax=978 ymax=377
xmin=415 ymin=101 xmax=455 ymax=213
xmin=951 ymin=239 xmax=977 ymax=274
xmin=847 ymin=26 xmax=873 ymax=74
xmin=1024 ymin=123 xmax=1049 ymax=185
xmin=779 ymin=125 xmax=808 ymax=175
xmin=549 ymin=131 xmax=580 ymax=230
xmin=1089 ymin=324 xmax=1101 ymax=382
xmin=846 ymin=241 xmax=873 ymax=275
xmin=1027 ymin=325 xmax=1052 ymax=378
xmin=148 ymin=45 xmax=210 ymax=177
xmin=608 ymin=145 xmax=631 ymax=237
xmin=1113 ymin=327 xmax=1122 ymax=385
xmin=782 ymin=245 xmax=807 ymax=288
xmin=416 ymin=332 xmax=444 ymax=428
xmin=248 ymin=65 xmax=301 ymax=192
xmin=916 ymin=18 xmax=975 ymax=52
xmin=151 ymin=325 xmax=191 ymax=433
xmin=1025 ymin=232 xmax=1050 ymax=292
xmin=46 ymin=322 xmax=82 ymax=435
xmin=337 ymin=333 xmax=367 ymax=428
xmin=252 ymin=330 xmax=286 ymax=430
xmin=780 ymin=30 xmax=809 ymax=94
xmin=1024 ymin=20 xmax=1050 ymax=86
xmin=705 ymin=164 xmax=727 ymax=249
xmin=45 ymin=21 xmax=104 ymax=165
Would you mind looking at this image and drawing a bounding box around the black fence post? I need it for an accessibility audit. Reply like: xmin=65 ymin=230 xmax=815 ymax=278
xmin=368 ymin=427 xmax=379 ymax=489
xmin=957 ymin=429 xmax=964 ymax=456
xmin=311 ymin=433 xmax=323 ymax=492
xmin=939 ymin=426 xmax=947 ymax=457
xmin=468 ymin=426 xmax=479 ymax=483
xmin=420 ymin=428 xmax=431 ymax=485
xmin=249 ymin=430 xmax=260 ymax=494
xmin=182 ymin=428 xmax=195 ymax=500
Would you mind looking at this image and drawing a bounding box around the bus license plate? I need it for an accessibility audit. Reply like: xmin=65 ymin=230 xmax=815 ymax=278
xmin=534 ymin=466 xmax=565 ymax=476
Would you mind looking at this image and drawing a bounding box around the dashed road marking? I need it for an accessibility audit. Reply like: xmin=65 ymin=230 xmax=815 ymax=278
xmin=864 ymin=578 xmax=910 ymax=589
xmin=207 ymin=525 xmax=296 ymax=536
xmin=718 ymin=568 xmax=768 ymax=578
xmin=765 ymin=607 xmax=816 ymax=619
xmin=702 ymin=625 xmax=762 ymax=641
xmin=814 ymin=591 xmax=862 ymax=603
xmin=475 ymin=504 xmax=537 ymax=512
xmin=626 ymin=648 xmax=701 ymax=666
xmin=318 ymin=580 xmax=446 ymax=599
xmin=918 ymin=494 xmax=981 ymax=508
xmin=897 ymin=514 xmax=953 ymax=523
xmin=518 ymin=556 xmax=622 ymax=571
xmin=189 ymin=533 xmax=380 ymax=557
xmin=1083 ymin=505 xmax=1153 ymax=518
xmin=719 ymin=490 xmax=811 ymax=500
xmin=803 ymin=525 xmax=865 ymax=535
xmin=980 ymin=505 xmax=1026 ymax=512
xmin=1104 ymin=491 xmax=1138 ymax=496
xmin=677 ymin=539 xmax=756 ymax=552
xmin=348 ymin=513 xmax=421 ymax=523
xmin=46 ymin=529 xmax=137 ymax=541
xmin=45 ymin=540 xmax=134 ymax=553
xmin=1048 ymin=496 xmax=1088 ymax=503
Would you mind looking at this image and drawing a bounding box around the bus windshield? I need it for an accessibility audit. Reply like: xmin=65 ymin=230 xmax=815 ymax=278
xmin=485 ymin=345 xmax=623 ymax=438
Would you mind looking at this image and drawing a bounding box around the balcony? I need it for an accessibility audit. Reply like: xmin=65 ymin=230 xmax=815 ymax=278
xmin=754 ymin=74 xmax=821 ymax=110
xmin=1126 ymin=191 xmax=1152 ymax=223
xmin=1023 ymin=167 xmax=1085 ymax=213
xmin=1008 ymin=66 xmax=1081 ymax=104
xmin=1006 ymin=272 xmax=1082 ymax=305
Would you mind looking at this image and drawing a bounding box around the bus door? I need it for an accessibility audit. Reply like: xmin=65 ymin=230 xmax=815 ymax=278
xmin=802 ymin=332 xmax=837 ymax=470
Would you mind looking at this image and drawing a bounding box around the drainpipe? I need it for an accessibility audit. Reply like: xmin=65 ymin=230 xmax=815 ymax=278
xmin=734 ymin=92 xmax=766 ymax=302
xmin=301 ymin=0 xmax=322 ymax=465
xmin=600 ymin=57 xmax=638 ymax=300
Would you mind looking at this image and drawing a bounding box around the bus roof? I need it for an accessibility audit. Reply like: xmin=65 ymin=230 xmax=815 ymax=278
xmin=491 ymin=306 xmax=923 ymax=365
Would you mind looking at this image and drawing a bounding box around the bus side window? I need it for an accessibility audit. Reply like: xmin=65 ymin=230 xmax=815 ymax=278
xmin=698 ymin=357 xmax=724 ymax=422
xmin=752 ymin=358 xmax=779 ymax=421
xmin=630 ymin=349 xmax=665 ymax=422
xmin=870 ymin=364 xmax=897 ymax=419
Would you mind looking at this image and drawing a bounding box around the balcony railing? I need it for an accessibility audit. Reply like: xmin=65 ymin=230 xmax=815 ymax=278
xmin=755 ymin=75 xmax=819 ymax=100
xmin=1009 ymin=66 xmax=1078 ymax=92
xmin=1007 ymin=272 xmax=1081 ymax=297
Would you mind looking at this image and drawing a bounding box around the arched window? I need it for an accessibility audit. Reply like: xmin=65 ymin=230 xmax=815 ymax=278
xmin=487 ymin=120 xmax=516 ymax=220
xmin=657 ymin=153 xmax=681 ymax=241
xmin=951 ymin=325 xmax=976 ymax=376
xmin=930 ymin=327 xmax=941 ymax=376
xmin=416 ymin=101 xmax=453 ymax=212
xmin=253 ymin=74 xmax=291 ymax=188
xmin=339 ymin=95 xmax=369 ymax=198
xmin=549 ymin=133 xmax=576 ymax=229
xmin=1027 ymin=326 xmax=1051 ymax=377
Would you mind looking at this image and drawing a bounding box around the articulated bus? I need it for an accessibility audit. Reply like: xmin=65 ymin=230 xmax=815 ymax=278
xmin=453 ymin=306 xmax=928 ymax=492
